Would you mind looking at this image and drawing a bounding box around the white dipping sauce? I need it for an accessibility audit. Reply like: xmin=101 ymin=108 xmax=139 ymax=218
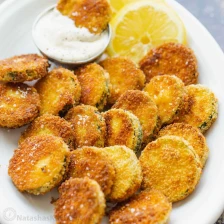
xmin=33 ymin=8 xmax=109 ymax=63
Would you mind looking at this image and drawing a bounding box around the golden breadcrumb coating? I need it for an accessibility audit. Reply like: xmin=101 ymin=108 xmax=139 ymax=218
xmin=54 ymin=177 xmax=106 ymax=224
xmin=67 ymin=146 xmax=115 ymax=196
xmin=99 ymin=145 xmax=142 ymax=202
xmin=139 ymin=136 xmax=202 ymax=202
xmin=109 ymin=190 xmax=172 ymax=224
xmin=144 ymin=75 xmax=185 ymax=125
xmin=19 ymin=114 xmax=75 ymax=150
xmin=0 ymin=54 xmax=49 ymax=82
xmin=158 ymin=123 xmax=209 ymax=167
xmin=75 ymin=63 xmax=109 ymax=111
xmin=174 ymin=84 xmax=218 ymax=133
xmin=65 ymin=105 xmax=106 ymax=148
xmin=103 ymin=109 xmax=143 ymax=152
xmin=35 ymin=67 xmax=81 ymax=116
xmin=100 ymin=57 xmax=145 ymax=105
xmin=8 ymin=135 xmax=70 ymax=195
xmin=113 ymin=90 xmax=158 ymax=145
xmin=0 ymin=83 xmax=40 ymax=128
xmin=57 ymin=0 xmax=111 ymax=34
xmin=139 ymin=42 xmax=198 ymax=85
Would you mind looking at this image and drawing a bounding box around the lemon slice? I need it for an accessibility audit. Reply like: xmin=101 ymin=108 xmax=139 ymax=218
xmin=109 ymin=0 xmax=165 ymax=14
xmin=107 ymin=0 xmax=187 ymax=63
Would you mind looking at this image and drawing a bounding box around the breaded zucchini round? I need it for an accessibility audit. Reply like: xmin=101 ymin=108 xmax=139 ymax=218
xmin=0 ymin=83 xmax=40 ymax=128
xmin=109 ymin=190 xmax=172 ymax=224
xmin=35 ymin=67 xmax=81 ymax=116
xmin=144 ymin=75 xmax=185 ymax=125
xmin=54 ymin=177 xmax=106 ymax=224
xmin=8 ymin=135 xmax=70 ymax=195
xmin=139 ymin=42 xmax=198 ymax=85
xmin=57 ymin=0 xmax=111 ymax=34
xmin=19 ymin=114 xmax=75 ymax=150
xmin=67 ymin=146 xmax=115 ymax=197
xmin=103 ymin=109 xmax=143 ymax=152
xmin=0 ymin=54 xmax=49 ymax=82
xmin=100 ymin=57 xmax=145 ymax=105
xmin=158 ymin=123 xmax=209 ymax=167
xmin=139 ymin=136 xmax=201 ymax=202
xmin=100 ymin=145 xmax=142 ymax=202
xmin=75 ymin=63 xmax=109 ymax=111
xmin=113 ymin=90 xmax=158 ymax=144
xmin=65 ymin=105 xmax=106 ymax=148
xmin=175 ymin=84 xmax=218 ymax=133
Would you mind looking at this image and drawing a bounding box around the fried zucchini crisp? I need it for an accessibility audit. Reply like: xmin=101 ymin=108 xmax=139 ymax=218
xmin=35 ymin=67 xmax=81 ymax=116
xmin=113 ymin=90 xmax=158 ymax=145
xmin=19 ymin=114 xmax=75 ymax=150
xmin=158 ymin=123 xmax=209 ymax=167
xmin=0 ymin=54 xmax=49 ymax=82
xmin=140 ymin=136 xmax=202 ymax=202
xmin=65 ymin=105 xmax=106 ymax=148
xmin=144 ymin=75 xmax=185 ymax=125
xmin=54 ymin=177 xmax=106 ymax=224
xmin=100 ymin=57 xmax=145 ymax=105
xmin=8 ymin=135 xmax=70 ymax=195
xmin=67 ymin=146 xmax=115 ymax=197
xmin=139 ymin=42 xmax=198 ymax=85
xmin=175 ymin=84 xmax=218 ymax=133
xmin=57 ymin=0 xmax=112 ymax=34
xmin=109 ymin=190 xmax=172 ymax=224
xmin=0 ymin=83 xmax=40 ymax=128
xmin=75 ymin=63 xmax=109 ymax=111
xmin=100 ymin=146 xmax=142 ymax=202
xmin=103 ymin=109 xmax=143 ymax=152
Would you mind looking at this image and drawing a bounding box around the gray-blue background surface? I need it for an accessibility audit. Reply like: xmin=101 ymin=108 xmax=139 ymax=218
xmin=177 ymin=0 xmax=224 ymax=51
xmin=0 ymin=0 xmax=223 ymax=223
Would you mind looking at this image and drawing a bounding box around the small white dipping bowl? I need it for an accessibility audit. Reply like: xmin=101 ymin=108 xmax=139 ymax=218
xmin=32 ymin=5 xmax=112 ymax=66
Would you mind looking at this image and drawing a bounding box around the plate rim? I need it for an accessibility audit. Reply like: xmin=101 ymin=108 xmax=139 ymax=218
xmin=0 ymin=0 xmax=224 ymax=224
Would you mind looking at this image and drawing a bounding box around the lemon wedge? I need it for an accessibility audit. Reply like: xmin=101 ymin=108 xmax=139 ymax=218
xmin=107 ymin=0 xmax=187 ymax=63
xmin=109 ymin=0 xmax=165 ymax=14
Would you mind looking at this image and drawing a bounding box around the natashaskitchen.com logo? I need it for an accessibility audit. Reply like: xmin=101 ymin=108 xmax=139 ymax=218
xmin=1 ymin=208 xmax=55 ymax=222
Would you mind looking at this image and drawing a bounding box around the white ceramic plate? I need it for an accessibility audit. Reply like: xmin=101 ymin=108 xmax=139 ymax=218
xmin=0 ymin=0 xmax=224 ymax=223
